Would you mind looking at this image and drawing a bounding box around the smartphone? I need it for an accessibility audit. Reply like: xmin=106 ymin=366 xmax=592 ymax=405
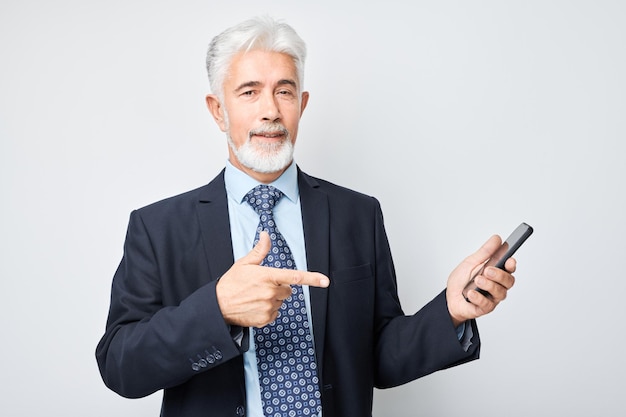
xmin=462 ymin=222 xmax=534 ymax=302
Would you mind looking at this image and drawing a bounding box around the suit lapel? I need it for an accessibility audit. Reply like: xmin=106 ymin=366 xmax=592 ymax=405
xmin=196 ymin=170 xmax=235 ymax=281
xmin=298 ymin=169 xmax=330 ymax=372
xmin=195 ymin=168 xmax=330 ymax=378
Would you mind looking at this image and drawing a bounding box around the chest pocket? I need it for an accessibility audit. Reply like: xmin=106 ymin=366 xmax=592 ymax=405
xmin=330 ymin=263 xmax=372 ymax=284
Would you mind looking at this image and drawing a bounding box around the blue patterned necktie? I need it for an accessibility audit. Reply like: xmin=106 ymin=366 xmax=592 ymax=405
xmin=244 ymin=184 xmax=322 ymax=417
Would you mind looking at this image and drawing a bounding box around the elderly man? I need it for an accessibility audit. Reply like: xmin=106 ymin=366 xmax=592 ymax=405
xmin=96 ymin=16 xmax=516 ymax=417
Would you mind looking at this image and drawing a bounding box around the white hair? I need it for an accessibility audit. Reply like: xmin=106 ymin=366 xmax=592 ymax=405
xmin=206 ymin=16 xmax=307 ymax=99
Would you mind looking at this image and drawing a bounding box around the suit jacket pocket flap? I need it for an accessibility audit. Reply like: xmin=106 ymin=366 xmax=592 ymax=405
xmin=330 ymin=263 xmax=372 ymax=284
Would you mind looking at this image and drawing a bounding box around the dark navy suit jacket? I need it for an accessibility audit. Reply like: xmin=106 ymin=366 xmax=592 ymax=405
xmin=96 ymin=168 xmax=480 ymax=417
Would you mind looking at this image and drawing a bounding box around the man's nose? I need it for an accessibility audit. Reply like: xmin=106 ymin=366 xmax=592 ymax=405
xmin=260 ymin=92 xmax=281 ymax=122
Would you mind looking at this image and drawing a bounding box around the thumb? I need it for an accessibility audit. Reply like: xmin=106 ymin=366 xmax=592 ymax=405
xmin=466 ymin=234 xmax=502 ymax=267
xmin=238 ymin=231 xmax=271 ymax=266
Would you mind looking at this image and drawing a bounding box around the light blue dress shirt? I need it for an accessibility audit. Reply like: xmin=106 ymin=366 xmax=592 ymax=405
xmin=224 ymin=160 xmax=318 ymax=417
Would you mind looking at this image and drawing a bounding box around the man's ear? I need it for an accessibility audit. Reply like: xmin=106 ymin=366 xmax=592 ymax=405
xmin=300 ymin=91 xmax=310 ymax=116
xmin=205 ymin=94 xmax=227 ymax=132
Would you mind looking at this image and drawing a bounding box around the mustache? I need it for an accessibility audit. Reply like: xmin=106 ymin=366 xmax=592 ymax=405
xmin=249 ymin=123 xmax=289 ymax=138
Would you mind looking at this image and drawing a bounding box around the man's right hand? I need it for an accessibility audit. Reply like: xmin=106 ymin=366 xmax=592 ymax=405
xmin=215 ymin=231 xmax=330 ymax=328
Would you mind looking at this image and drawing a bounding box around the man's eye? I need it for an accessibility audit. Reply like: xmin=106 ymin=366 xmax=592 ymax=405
xmin=241 ymin=90 xmax=255 ymax=96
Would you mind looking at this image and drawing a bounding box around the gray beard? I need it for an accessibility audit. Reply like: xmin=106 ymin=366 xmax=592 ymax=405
xmin=227 ymin=133 xmax=294 ymax=174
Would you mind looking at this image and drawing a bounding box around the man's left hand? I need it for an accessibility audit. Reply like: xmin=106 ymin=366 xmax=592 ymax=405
xmin=446 ymin=235 xmax=516 ymax=328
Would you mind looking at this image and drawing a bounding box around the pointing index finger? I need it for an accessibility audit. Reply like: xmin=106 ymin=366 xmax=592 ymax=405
xmin=269 ymin=269 xmax=330 ymax=288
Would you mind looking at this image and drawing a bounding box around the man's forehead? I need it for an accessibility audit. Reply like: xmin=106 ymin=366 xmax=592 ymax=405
xmin=226 ymin=50 xmax=299 ymax=86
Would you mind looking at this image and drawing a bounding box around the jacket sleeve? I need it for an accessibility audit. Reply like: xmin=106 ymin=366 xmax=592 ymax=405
xmin=370 ymin=200 xmax=480 ymax=388
xmin=95 ymin=209 xmax=245 ymax=398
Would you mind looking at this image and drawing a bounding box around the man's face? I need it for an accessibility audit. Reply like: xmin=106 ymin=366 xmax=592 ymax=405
xmin=206 ymin=50 xmax=309 ymax=182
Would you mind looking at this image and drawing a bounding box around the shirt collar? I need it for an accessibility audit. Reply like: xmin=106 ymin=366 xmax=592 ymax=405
xmin=224 ymin=160 xmax=299 ymax=205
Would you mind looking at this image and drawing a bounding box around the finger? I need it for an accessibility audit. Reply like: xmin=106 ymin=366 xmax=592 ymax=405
xmin=237 ymin=231 xmax=271 ymax=266
xmin=504 ymin=257 xmax=517 ymax=273
xmin=465 ymin=235 xmax=503 ymax=266
xmin=274 ymin=285 xmax=293 ymax=301
xmin=474 ymin=275 xmax=508 ymax=302
xmin=267 ymin=269 xmax=330 ymax=288
xmin=466 ymin=288 xmax=496 ymax=314
xmin=483 ymin=267 xmax=515 ymax=290
xmin=466 ymin=281 xmax=500 ymax=308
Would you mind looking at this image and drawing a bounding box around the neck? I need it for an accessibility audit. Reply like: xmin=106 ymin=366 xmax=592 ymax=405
xmin=229 ymin=158 xmax=291 ymax=184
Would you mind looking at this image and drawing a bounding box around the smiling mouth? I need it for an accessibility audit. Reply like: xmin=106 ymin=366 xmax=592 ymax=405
xmin=249 ymin=124 xmax=289 ymax=140
xmin=254 ymin=132 xmax=284 ymax=138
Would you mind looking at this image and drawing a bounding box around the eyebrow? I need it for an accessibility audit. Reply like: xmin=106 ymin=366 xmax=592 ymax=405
xmin=233 ymin=79 xmax=298 ymax=92
xmin=277 ymin=79 xmax=297 ymax=89
xmin=234 ymin=81 xmax=262 ymax=92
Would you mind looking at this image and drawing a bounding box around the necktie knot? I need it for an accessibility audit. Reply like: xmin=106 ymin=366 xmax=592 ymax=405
xmin=244 ymin=184 xmax=293 ymax=269
xmin=244 ymin=185 xmax=283 ymax=215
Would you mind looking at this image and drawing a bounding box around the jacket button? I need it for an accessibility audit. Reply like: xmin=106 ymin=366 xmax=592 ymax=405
xmin=235 ymin=405 xmax=245 ymax=416
xmin=214 ymin=350 xmax=223 ymax=361
xmin=191 ymin=363 xmax=200 ymax=371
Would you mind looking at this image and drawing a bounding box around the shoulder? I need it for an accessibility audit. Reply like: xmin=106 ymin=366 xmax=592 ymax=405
xmin=132 ymin=170 xmax=226 ymax=221
xmin=298 ymin=168 xmax=380 ymax=207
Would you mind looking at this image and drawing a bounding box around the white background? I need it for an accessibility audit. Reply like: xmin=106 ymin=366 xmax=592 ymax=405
xmin=1 ymin=1 xmax=624 ymax=416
